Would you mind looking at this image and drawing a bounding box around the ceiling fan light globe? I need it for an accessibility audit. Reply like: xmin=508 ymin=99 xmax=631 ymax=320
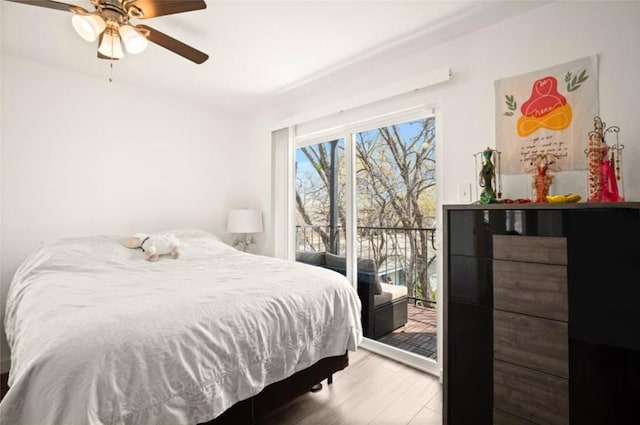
xmin=71 ymin=14 xmax=106 ymax=42
xmin=98 ymin=31 xmax=125 ymax=59
xmin=119 ymin=25 xmax=148 ymax=54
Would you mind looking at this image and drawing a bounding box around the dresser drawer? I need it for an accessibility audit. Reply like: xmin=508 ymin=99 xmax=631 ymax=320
xmin=494 ymin=310 xmax=568 ymax=377
xmin=448 ymin=390 xmax=492 ymax=425
xmin=493 ymin=235 xmax=567 ymax=265
xmin=494 ymin=408 xmax=538 ymax=425
xmin=493 ymin=259 xmax=567 ymax=321
xmin=449 ymin=255 xmax=492 ymax=306
xmin=449 ymin=302 xmax=492 ymax=353
xmin=494 ymin=360 xmax=569 ymax=425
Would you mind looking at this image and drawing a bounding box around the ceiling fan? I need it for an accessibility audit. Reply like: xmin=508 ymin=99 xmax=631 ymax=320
xmin=6 ymin=0 xmax=209 ymax=64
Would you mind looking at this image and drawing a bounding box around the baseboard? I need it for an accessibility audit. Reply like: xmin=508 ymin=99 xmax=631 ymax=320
xmin=360 ymin=338 xmax=440 ymax=377
xmin=0 ymin=357 xmax=10 ymax=374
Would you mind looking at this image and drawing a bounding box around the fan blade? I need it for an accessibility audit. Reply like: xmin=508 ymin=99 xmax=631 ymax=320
xmin=127 ymin=0 xmax=205 ymax=19
xmin=136 ymin=24 xmax=208 ymax=64
xmin=5 ymin=0 xmax=88 ymax=13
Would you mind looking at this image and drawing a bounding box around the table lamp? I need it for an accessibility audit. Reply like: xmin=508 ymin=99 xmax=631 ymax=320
xmin=227 ymin=209 xmax=263 ymax=251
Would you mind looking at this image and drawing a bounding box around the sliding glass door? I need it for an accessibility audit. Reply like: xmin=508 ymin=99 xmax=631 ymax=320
xmin=295 ymin=138 xmax=347 ymax=258
xmin=291 ymin=109 xmax=439 ymax=372
xmin=354 ymin=118 xmax=437 ymax=360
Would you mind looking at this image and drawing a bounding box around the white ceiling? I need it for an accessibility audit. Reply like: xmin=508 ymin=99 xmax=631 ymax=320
xmin=1 ymin=0 xmax=547 ymax=114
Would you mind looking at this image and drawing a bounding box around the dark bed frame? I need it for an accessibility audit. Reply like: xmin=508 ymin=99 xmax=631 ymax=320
xmin=0 ymin=353 xmax=349 ymax=425
xmin=199 ymin=352 xmax=349 ymax=425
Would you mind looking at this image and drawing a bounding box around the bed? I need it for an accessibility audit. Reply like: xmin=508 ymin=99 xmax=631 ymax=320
xmin=0 ymin=229 xmax=362 ymax=424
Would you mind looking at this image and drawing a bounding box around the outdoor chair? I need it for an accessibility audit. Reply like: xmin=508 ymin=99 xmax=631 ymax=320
xmin=296 ymin=251 xmax=408 ymax=339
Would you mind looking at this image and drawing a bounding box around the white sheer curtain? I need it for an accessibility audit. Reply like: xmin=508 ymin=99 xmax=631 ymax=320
xmin=270 ymin=127 xmax=295 ymax=260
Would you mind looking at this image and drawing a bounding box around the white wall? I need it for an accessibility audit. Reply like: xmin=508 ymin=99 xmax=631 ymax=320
xmin=0 ymin=55 xmax=255 ymax=371
xmin=250 ymin=1 xmax=639 ymax=235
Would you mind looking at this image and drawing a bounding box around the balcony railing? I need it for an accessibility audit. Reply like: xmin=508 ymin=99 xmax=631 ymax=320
xmin=296 ymin=225 xmax=437 ymax=306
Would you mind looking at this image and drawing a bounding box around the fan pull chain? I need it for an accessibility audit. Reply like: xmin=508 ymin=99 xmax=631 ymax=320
xmin=109 ymin=33 xmax=114 ymax=83
xmin=108 ymin=31 xmax=114 ymax=83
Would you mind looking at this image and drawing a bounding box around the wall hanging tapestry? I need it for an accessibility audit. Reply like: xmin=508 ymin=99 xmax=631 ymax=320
xmin=495 ymin=56 xmax=599 ymax=174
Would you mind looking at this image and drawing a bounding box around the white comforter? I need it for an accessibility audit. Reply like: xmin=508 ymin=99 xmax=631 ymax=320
xmin=1 ymin=230 xmax=362 ymax=425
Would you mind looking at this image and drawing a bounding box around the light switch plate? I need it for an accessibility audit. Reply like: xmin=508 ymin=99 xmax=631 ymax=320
xmin=458 ymin=183 xmax=472 ymax=203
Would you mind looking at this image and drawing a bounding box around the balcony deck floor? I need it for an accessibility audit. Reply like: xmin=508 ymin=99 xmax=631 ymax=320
xmin=376 ymin=304 xmax=437 ymax=359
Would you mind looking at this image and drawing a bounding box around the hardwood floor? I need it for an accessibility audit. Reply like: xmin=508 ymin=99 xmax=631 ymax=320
xmin=257 ymin=349 xmax=442 ymax=425
xmin=0 ymin=350 xmax=442 ymax=425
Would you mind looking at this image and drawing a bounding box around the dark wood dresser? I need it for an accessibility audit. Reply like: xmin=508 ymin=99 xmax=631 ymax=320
xmin=443 ymin=203 xmax=640 ymax=425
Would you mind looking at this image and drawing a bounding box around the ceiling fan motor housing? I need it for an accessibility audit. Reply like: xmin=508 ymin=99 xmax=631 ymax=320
xmin=97 ymin=0 xmax=128 ymax=24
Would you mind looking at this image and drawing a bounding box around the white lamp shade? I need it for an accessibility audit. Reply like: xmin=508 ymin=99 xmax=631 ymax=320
xmin=119 ymin=25 xmax=148 ymax=54
xmin=98 ymin=30 xmax=124 ymax=59
xmin=227 ymin=209 xmax=263 ymax=234
xmin=71 ymin=14 xmax=106 ymax=42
